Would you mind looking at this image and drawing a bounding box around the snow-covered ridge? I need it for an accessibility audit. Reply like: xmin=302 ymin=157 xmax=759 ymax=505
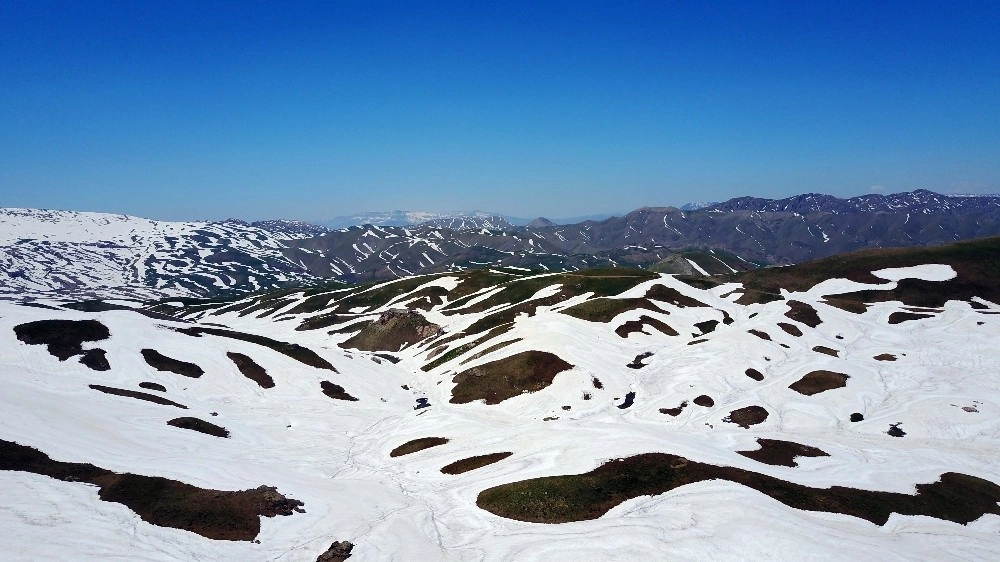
xmin=0 ymin=208 xmax=319 ymax=300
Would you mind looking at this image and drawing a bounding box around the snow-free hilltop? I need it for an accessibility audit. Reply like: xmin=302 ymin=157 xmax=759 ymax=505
xmin=2 ymin=237 xmax=999 ymax=560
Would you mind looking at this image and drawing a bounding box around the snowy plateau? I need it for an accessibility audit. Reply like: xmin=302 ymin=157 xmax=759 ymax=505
xmin=1 ymin=203 xmax=1000 ymax=561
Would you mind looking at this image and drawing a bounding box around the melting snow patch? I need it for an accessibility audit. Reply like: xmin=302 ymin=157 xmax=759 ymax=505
xmin=872 ymin=264 xmax=956 ymax=282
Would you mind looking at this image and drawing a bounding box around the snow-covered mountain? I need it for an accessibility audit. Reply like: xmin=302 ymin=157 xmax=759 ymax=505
xmin=324 ymin=210 xmax=523 ymax=229
xmin=0 ymin=208 xmax=321 ymax=300
xmin=2 ymin=236 xmax=999 ymax=560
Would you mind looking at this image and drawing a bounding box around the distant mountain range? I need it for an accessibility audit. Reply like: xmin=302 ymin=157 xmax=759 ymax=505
xmin=3 ymin=189 xmax=1000 ymax=299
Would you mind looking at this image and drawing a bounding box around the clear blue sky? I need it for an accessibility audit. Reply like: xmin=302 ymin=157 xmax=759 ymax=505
xmin=2 ymin=1 xmax=998 ymax=221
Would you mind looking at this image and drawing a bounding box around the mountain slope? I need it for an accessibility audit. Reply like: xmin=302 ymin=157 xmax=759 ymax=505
xmin=3 ymin=238 xmax=999 ymax=560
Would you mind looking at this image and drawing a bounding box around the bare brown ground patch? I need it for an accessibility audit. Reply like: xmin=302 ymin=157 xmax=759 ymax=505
xmin=441 ymin=452 xmax=513 ymax=474
xmin=888 ymin=311 xmax=934 ymax=324
xmin=785 ymin=301 xmax=822 ymax=327
xmin=724 ymin=405 xmax=769 ymax=428
xmin=660 ymin=401 xmax=688 ymax=416
xmin=167 ymin=416 xmax=230 ymax=438
xmin=14 ymin=319 xmax=110 ymax=362
xmin=812 ymin=345 xmax=839 ymax=357
xmin=0 ymin=439 xmax=302 ymax=540
xmin=874 ymin=353 xmax=897 ymax=361
xmin=141 ymin=348 xmax=204 ymax=378
xmin=693 ymin=395 xmax=714 ymax=407
xmin=615 ymin=315 xmax=679 ymax=338
xmin=339 ymin=309 xmax=442 ymax=352
xmin=89 ymin=384 xmax=188 ymax=408
xmin=561 ymin=298 xmax=665 ymax=322
xmin=626 ymin=352 xmax=654 ymax=369
xmin=777 ymin=322 xmax=803 ymax=337
xmin=390 ymin=437 xmax=449 ymax=457
xmin=139 ymin=381 xmax=166 ymax=392
xmin=476 ymin=452 xmax=1000 ymax=525
xmin=693 ymin=319 xmax=719 ymax=336
xmin=79 ymin=348 xmax=111 ymax=371
xmin=789 ymin=370 xmax=849 ymax=395
xmin=227 ymin=352 xmax=275 ymax=388
xmin=745 ymin=368 xmax=764 ymax=381
xmin=737 ymin=438 xmax=830 ymax=467
xmin=451 ymin=351 xmax=574 ymax=405
xmin=320 ymin=381 xmax=358 ymax=401
xmin=747 ymin=329 xmax=771 ymax=341
xmin=174 ymin=326 xmax=337 ymax=371
xmin=316 ymin=541 xmax=354 ymax=561
xmin=644 ymin=285 xmax=710 ymax=307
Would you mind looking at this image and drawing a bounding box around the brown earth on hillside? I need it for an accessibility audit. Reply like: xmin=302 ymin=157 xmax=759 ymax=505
xmin=615 ymin=316 xmax=679 ymax=338
xmin=785 ymin=301 xmax=822 ymax=327
xmin=450 ymin=351 xmax=573 ymax=405
xmin=0 ymin=439 xmax=302 ymax=540
xmin=227 ymin=352 xmax=275 ymax=388
xmin=174 ymin=326 xmax=337 ymax=371
xmin=167 ymin=417 xmax=230 ymax=438
xmin=339 ymin=309 xmax=442 ymax=352
xmin=645 ymin=285 xmax=710 ymax=307
xmin=777 ymin=322 xmax=803 ymax=336
xmin=737 ymin=438 xmax=830 ymax=467
xmin=745 ymin=368 xmax=764 ymax=381
xmin=90 ymin=384 xmax=188 ymax=408
xmin=812 ymin=346 xmax=839 ymax=357
xmin=14 ymin=319 xmax=110 ymax=361
xmin=142 ymin=348 xmax=204 ymax=378
xmin=476 ymin=452 xmax=1000 ymax=525
xmin=724 ymin=406 xmax=769 ymax=428
xmin=320 ymin=381 xmax=358 ymax=401
xmin=888 ymin=311 xmax=934 ymax=324
xmin=390 ymin=437 xmax=449 ymax=457
xmin=789 ymin=371 xmax=849 ymax=395
xmin=441 ymin=452 xmax=513 ymax=474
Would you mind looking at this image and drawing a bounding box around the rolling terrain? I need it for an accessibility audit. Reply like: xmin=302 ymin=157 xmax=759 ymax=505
xmin=2 ymin=237 xmax=999 ymax=560
xmin=5 ymin=190 xmax=1000 ymax=300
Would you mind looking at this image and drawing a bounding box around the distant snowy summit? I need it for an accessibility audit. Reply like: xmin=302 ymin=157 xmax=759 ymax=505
xmin=324 ymin=210 xmax=523 ymax=229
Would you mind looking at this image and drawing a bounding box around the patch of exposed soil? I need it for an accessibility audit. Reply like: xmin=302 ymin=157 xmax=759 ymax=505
xmin=320 ymin=381 xmax=358 ymax=401
xmin=592 ymin=377 xmax=603 ymax=389
xmin=888 ymin=311 xmax=934 ymax=324
xmin=873 ymin=353 xmax=897 ymax=361
xmin=693 ymin=395 xmax=714 ymax=407
xmin=687 ymin=338 xmax=708 ymax=345
xmin=822 ymin=298 xmax=869 ymax=314
xmin=390 ymin=437 xmax=449 ymax=457
xmin=339 ymin=309 xmax=442 ymax=352
xmin=812 ymin=345 xmax=839 ymax=357
xmin=79 ymin=348 xmax=111 ymax=371
xmin=723 ymin=405 xmax=769 ymax=428
xmin=644 ymin=285 xmax=709 ymax=307
xmin=561 ymin=298 xmax=665 ymax=323
xmin=14 ymin=319 xmax=110 ymax=361
xmin=174 ymin=327 xmax=337 ymax=371
xmin=89 ymin=384 xmax=188 ymax=408
xmin=141 ymin=349 xmax=204 ymax=378
xmin=617 ymin=392 xmax=636 ymax=409
xmin=0 ymin=439 xmax=303 ymax=540
xmin=693 ymin=319 xmax=719 ymax=336
xmin=887 ymin=423 xmax=906 ymax=437
xmin=737 ymin=438 xmax=830 ymax=467
xmin=626 ymin=352 xmax=653 ymax=369
xmin=476 ymin=452 xmax=1000 ymax=525
xmin=227 ymin=352 xmax=274 ymax=388
xmin=789 ymin=370 xmax=850 ymax=395
xmin=441 ymin=452 xmax=513 ymax=474
xmin=850 ymin=413 xmax=864 ymax=422
xmin=139 ymin=381 xmax=166 ymax=392
xmin=660 ymin=401 xmax=688 ymax=416
xmin=747 ymin=329 xmax=771 ymax=341
xmin=167 ymin=417 xmax=230 ymax=438
xmin=450 ymin=351 xmax=574 ymax=405
xmin=785 ymin=301 xmax=822 ymax=327
xmin=316 ymin=540 xmax=354 ymax=561
xmin=745 ymin=368 xmax=764 ymax=381
xmin=615 ymin=316 xmax=679 ymax=338
xmin=777 ymin=322 xmax=803 ymax=337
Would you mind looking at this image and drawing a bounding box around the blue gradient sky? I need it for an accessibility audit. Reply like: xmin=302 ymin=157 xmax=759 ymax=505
xmin=2 ymin=1 xmax=998 ymax=221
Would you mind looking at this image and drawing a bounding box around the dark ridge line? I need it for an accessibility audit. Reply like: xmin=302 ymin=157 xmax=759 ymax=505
xmin=172 ymin=326 xmax=337 ymax=371
xmin=89 ymin=384 xmax=188 ymax=408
